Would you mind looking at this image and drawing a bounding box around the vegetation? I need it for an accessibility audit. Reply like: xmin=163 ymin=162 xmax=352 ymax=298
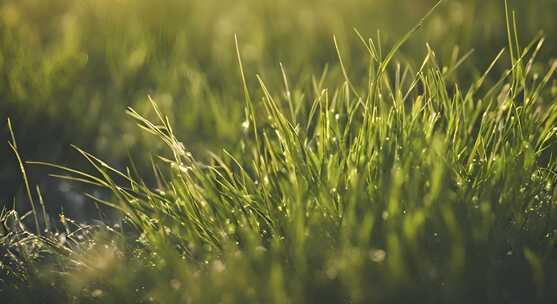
xmin=2 ymin=0 xmax=557 ymax=303
xmin=2 ymin=0 xmax=557 ymax=208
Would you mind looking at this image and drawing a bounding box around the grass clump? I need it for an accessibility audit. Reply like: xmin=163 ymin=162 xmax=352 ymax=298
xmin=2 ymin=2 xmax=557 ymax=303
xmin=3 ymin=0 xmax=557 ymax=209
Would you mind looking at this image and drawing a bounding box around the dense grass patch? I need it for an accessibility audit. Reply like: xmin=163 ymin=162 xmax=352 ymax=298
xmin=2 ymin=1 xmax=557 ymax=303
xmin=2 ymin=0 xmax=557 ymax=213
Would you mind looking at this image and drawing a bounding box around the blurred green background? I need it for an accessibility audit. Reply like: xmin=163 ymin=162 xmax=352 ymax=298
xmin=1 ymin=0 xmax=556 ymax=219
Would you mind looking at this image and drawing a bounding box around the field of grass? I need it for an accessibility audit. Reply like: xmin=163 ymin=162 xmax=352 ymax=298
xmin=2 ymin=0 xmax=557 ymax=212
xmin=2 ymin=0 xmax=557 ymax=303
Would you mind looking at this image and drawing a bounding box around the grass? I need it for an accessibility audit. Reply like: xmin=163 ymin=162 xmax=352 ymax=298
xmin=2 ymin=0 xmax=557 ymax=196
xmin=2 ymin=1 xmax=557 ymax=303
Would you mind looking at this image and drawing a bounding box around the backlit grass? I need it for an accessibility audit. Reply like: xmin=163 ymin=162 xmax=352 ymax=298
xmin=2 ymin=1 xmax=557 ymax=303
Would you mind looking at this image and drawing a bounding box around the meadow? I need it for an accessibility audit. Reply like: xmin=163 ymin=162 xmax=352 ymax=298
xmin=1 ymin=0 xmax=557 ymax=303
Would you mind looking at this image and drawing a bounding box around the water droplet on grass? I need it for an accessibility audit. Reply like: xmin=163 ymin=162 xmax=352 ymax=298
xmin=241 ymin=120 xmax=250 ymax=131
xmin=369 ymin=249 xmax=386 ymax=263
